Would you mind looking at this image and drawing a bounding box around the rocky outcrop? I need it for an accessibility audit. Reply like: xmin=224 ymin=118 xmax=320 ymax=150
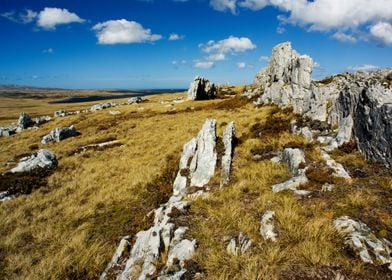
xmin=17 ymin=112 xmax=34 ymax=129
xmin=334 ymin=216 xmax=392 ymax=271
xmin=102 ymin=119 xmax=236 ymax=280
xmin=10 ymin=149 xmax=57 ymax=173
xmin=41 ymin=125 xmax=79 ymax=144
xmin=187 ymin=76 xmax=217 ymax=100
xmin=220 ymin=122 xmax=235 ymax=187
xmin=254 ymin=42 xmax=392 ymax=167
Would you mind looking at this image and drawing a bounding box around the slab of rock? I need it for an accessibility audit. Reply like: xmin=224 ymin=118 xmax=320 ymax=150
xmin=187 ymin=76 xmax=217 ymax=100
xmin=17 ymin=112 xmax=34 ymax=129
xmin=260 ymin=211 xmax=278 ymax=242
xmin=226 ymin=232 xmax=252 ymax=256
xmin=321 ymin=151 xmax=350 ymax=179
xmin=334 ymin=216 xmax=392 ymax=271
xmin=281 ymin=148 xmax=306 ymax=175
xmin=10 ymin=149 xmax=57 ymax=173
xmin=41 ymin=125 xmax=79 ymax=144
xmin=220 ymin=122 xmax=236 ymax=187
xmin=272 ymin=171 xmax=309 ymax=193
xmin=189 ymin=119 xmax=217 ymax=188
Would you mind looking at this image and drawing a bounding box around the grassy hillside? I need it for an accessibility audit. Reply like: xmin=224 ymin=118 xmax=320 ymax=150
xmin=0 ymin=88 xmax=391 ymax=279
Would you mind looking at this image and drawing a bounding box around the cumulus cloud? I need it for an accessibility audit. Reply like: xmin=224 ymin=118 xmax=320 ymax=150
xmin=201 ymin=36 xmax=256 ymax=54
xmin=370 ymin=22 xmax=392 ymax=46
xmin=169 ymin=33 xmax=184 ymax=40
xmin=348 ymin=64 xmax=379 ymax=72
xmin=37 ymin=8 xmax=85 ymax=30
xmin=193 ymin=60 xmax=215 ymax=69
xmin=236 ymin=62 xmax=246 ymax=69
xmin=210 ymin=0 xmax=392 ymax=46
xmin=93 ymin=19 xmax=162 ymax=44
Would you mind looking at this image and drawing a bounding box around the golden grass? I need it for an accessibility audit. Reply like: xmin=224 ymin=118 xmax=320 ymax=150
xmin=0 ymin=92 xmax=391 ymax=279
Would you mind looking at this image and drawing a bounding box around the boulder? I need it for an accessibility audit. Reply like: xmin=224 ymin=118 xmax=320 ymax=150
xmin=41 ymin=125 xmax=79 ymax=144
xmin=281 ymin=148 xmax=306 ymax=176
xmin=34 ymin=115 xmax=52 ymax=126
xmin=17 ymin=112 xmax=34 ymax=129
xmin=260 ymin=211 xmax=278 ymax=242
xmin=272 ymin=171 xmax=309 ymax=193
xmin=54 ymin=109 xmax=70 ymax=117
xmin=187 ymin=76 xmax=217 ymax=100
xmin=90 ymin=102 xmax=114 ymax=112
xmin=0 ymin=127 xmax=17 ymax=137
xmin=128 ymin=96 xmax=145 ymax=105
xmin=334 ymin=216 xmax=392 ymax=271
xmin=10 ymin=149 xmax=57 ymax=173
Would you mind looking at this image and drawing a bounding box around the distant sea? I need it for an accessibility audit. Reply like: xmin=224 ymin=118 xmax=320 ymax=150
xmin=50 ymin=89 xmax=187 ymax=104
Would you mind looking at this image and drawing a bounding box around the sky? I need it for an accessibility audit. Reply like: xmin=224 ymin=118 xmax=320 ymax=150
xmin=0 ymin=0 xmax=391 ymax=89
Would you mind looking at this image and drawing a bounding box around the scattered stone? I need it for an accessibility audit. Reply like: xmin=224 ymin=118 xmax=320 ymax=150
xmin=220 ymin=122 xmax=236 ymax=187
xmin=187 ymin=76 xmax=217 ymax=100
xmin=128 ymin=96 xmax=145 ymax=105
xmin=34 ymin=115 xmax=52 ymax=125
xmin=272 ymin=171 xmax=309 ymax=193
xmin=90 ymin=102 xmax=115 ymax=112
xmin=281 ymin=148 xmax=306 ymax=175
xmin=0 ymin=126 xmax=17 ymax=137
xmin=260 ymin=211 xmax=278 ymax=242
xmin=226 ymin=232 xmax=252 ymax=256
xmin=334 ymin=216 xmax=392 ymax=271
xmin=54 ymin=109 xmax=70 ymax=117
xmin=17 ymin=112 xmax=34 ymax=129
xmin=10 ymin=149 xmax=57 ymax=173
xmin=322 ymin=183 xmax=334 ymax=192
xmin=41 ymin=125 xmax=79 ymax=144
xmin=321 ymin=151 xmax=350 ymax=179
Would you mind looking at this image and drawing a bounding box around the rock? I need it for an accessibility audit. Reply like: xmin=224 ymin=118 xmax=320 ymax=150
xmin=220 ymin=122 xmax=236 ymax=187
xmin=321 ymin=151 xmax=350 ymax=179
xmin=90 ymin=102 xmax=114 ymax=112
xmin=189 ymin=119 xmax=217 ymax=187
xmin=100 ymin=237 xmax=131 ymax=280
xmin=41 ymin=125 xmax=79 ymax=144
xmin=187 ymin=76 xmax=217 ymax=100
xmin=128 ymin=96 xmax=145 ymax=105
xmin=226 ymin=232 xmax=252 ymax=256
xmin=281 ymin=148 xmax=306 ymax=175
xmin=0 ymin=126 xmax=17 ymax=137
xmin=54 ymin=109 xmax=70 ymax=117
xmin=386 ymin=72 xmax=392 ymax=80
xmin=34 ymin=115 xmax=52 ymax=126
xmin=334 ymin=216 xmax=392 ymax=271
xmin=167 ymin=239 xmax=197 ymax=266
xmin=321 ymin=183 xmax=334 ymax=192
xmin=272 ymin=171 xmax=309 ymax=193
xmin=10 ymin=149 xmax=57 ymax=173
xmin=17 ymin=112 xmax=34 ymax=129
xmin=260 ymin=211 xmax=278 ymax=242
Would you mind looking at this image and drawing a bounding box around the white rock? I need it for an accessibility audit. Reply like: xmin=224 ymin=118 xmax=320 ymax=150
xmin=272 ymin=172 xmax=309 ymax=193
xmin=220 ymin=122 xmax=236 ymax=187
xmin=281 ymin=148 xmax=306 ymax=175
xmin=11 ymin=149 xmax=57 ymax=173
xmin=187 ymin=76 xmax=217 ymax=100
xmin=321 ymin=151 xmax=350 ymax=179
xmin=226 ymin=232 xmax=252 ymax=256
xmin=260 ymin=211 xmax=278 ymax=242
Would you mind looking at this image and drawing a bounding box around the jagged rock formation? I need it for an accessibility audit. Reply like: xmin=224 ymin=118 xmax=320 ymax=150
xmin=41 ymin=125 xmax=79 ymax=144
xmin=187 ymin=76 xmax=217 ymax=100
xmin=260 ymin=211 xmax=277 ymax=242
xmin=220 ymin=122 xmax=235 ymax=187
xmin=226 ymin=232 xmax=252 ymax=256
xmin=254 ymin=42 xmax=392 ymax=167
xmin=101 ymin=120 xmax=236 ymax=280
xmin=17 ymin=112 xmax=34 ymax=129
xmin=10 ymin=149 xmax=57 ymax=173
xmin=334 ymin=216 xmax=392 ymax=271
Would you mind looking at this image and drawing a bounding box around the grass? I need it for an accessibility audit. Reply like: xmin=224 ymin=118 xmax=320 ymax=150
xmin=0 ymin=90 xmax=391 ymax=279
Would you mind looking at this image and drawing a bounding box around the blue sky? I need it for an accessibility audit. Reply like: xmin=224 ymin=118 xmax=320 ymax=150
xmin=0 ymin=0 xmax=391 ymax=89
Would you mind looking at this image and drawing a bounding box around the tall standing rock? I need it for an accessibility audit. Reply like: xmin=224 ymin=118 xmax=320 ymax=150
xmin=220 ymin=122 xmax=236 ymax=187
xmin=187 ymin=76 xmax=217 ymax=100
xmin=17 ymin=112 xmax=34 ymax=129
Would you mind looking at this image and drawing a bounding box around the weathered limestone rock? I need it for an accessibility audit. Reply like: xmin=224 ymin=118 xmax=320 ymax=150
xmin=272 ymin=171 xmax=309 ymax=193
xmin=334 ymin=216 xmax=392 ymax=271
xmin=128 ymin=96 xmax=145 ymax=105
xmin=321 ymin=151 xmax=350 ymax=179
xmin=17 ymin=112 xmax=34 ymax=129
xmin=100 ymin=237 xmax=131 ymax=280
xmin=10 ymin=149 xmax=57 ymax=173
xmin=220 ymin=122 xmax=236 ymax=187
xmin=226 ymin=232 xmax=252 ymax=256
xmin=0 ymin=126 xmax=17 ymax=137
xmin=41 ymin=125 xmax=79 ymax=144
xmin=260 ymin=211 xmax=278 ymax=242
xmin=281 ymin=148 xmax=306 ymax=175
xmin=34 ymin=115 xmax=52 ymax=126
xmin=90 ymin=102 xmax=115 ymax=112
xmin=187 ymin=76 xmax=217 ymax=100
xmin=189 ymin=119 xmax=217 ymax=187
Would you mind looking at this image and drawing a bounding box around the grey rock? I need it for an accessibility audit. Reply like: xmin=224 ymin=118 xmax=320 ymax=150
xmin=128 ymin=96 xmax=145 ymax=105
xmin=226 ymin=232 xmax=252 ymax=256
xmin=334 ymin=216 xmax=392 ymax=271
xmin=41 ymin=125 xmax=79 ymax=144
xmin=17 ymin=112 xmax=34 ymax=129
xmin=321 ymin=183 xmax=334 ymax=192
xmin=10 ymin=149 xmax=57 ymax=173
xmin=100 ymin=237 xmax=131 ymax=280
xmin=281 ymin=148 xmax=306 ymax=175
xmin=321 ymin=151 xmax=350 ymax=179
xmin=0 ymin=126 xmax=17 ymax=137
xmin=34 ymin=115 xmax=52 ymax=126
xmin=189 ymin=119 xmax=217 ymax=187
xmin=90 ymin=102 xmax=114 ymax=112
xmin=187 ymin=76 xmax=217 ymax=100
xmin=272 ymin=171 xmax=309 ymax=193
xmin=260 ymin=211 xmax=277 ymax=242
xmin=220 ymin=122 xmax=236 ymax=187
xmin=54 ymin=109 xmax=70 ymax=117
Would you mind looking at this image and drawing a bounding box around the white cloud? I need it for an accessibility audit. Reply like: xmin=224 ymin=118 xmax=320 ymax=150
xmin=37 ymin=8 xmax=85 ymax=30
xmin=201 ymin=36 xmax=256 ymax=54
xmin=332 ymin=32 xmax=357 ymax=43
xmin=370 ymin=22 xmax=392 ymax=46
xmin=239 ymin=0 xmax=269 ymax=10
xmin=259 ymin=55 xmax=269 ymax=62
xmin=193 ymin=60 xmax=215 ymax=69
xmin=172 ymin=59 xmax=187 ymax=65
xmin=93 ymin=19 xmax=162 ymax=44
xmin=1 ymin=9 xmax=37 ymax=23
xmin=207 ymin=53 xmax=226 ymax=61
xmin=348 ymin=64 xmax=379 ymax=72
xmin=210 ymin=0 xmax=237 ymax=14
xmin=21 ymin=9 xmax=38 ymax=23
xmin=276 ymin=26 xmax=285 ymax=34
xmin=43 ymin=48 xmax=54 ymax=54
xmin=169 ymin=33 xmax=184 ymax=40
xmin=236 ymin=62 xmax=247 ymax=69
